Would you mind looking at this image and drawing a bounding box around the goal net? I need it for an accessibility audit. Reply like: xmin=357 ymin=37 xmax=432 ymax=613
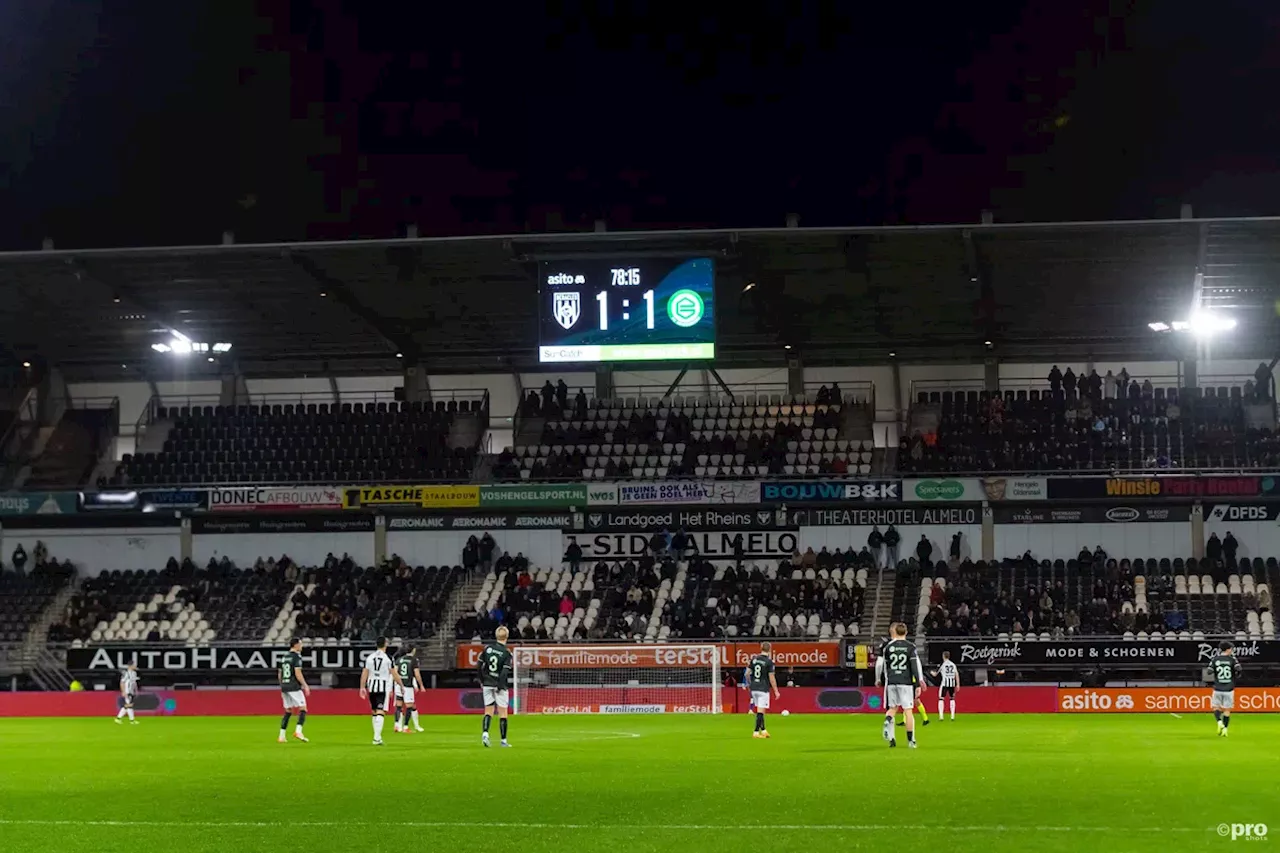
xmin=511 ymin=645 xmax=722 ymax=714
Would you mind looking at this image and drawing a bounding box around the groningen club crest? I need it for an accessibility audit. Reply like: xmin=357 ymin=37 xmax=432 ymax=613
xmin=553 ymin=291 xmax=581 ymax=329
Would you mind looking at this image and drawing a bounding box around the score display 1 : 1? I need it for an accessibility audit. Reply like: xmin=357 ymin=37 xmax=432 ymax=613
xmin=596 ymin=289 xmax=655 ymax=330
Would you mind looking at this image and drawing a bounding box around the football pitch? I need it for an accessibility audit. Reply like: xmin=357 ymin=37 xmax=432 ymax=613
xmin=0 ymin=714 xmax=1274 ymax=853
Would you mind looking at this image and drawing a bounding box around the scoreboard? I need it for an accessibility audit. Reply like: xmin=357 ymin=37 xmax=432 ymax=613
xmin=537 ymin=257 xmax=716 ymax=363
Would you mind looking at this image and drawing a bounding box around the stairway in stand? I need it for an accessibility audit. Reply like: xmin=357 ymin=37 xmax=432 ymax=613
xmin=420 ymin=570 xmax=489 ymax=670
xmin=867 ymin=567 xmax=898 ymax=639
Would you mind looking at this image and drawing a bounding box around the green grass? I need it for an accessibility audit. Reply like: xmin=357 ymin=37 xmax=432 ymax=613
xmin=0 ymin=713 xmax=1275 ymax=852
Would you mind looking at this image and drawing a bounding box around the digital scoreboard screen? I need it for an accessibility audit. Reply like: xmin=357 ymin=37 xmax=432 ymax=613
xmin=538 ymin=257 xmax=716 ymax=363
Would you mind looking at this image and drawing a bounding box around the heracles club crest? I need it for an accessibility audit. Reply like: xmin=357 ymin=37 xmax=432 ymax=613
xmin=553 ymin=292 xmax=581 ymax=330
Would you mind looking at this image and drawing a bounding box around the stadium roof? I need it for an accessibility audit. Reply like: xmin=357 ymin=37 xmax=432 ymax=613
xmin=2 ymin=216 xmax=1279 ymax=382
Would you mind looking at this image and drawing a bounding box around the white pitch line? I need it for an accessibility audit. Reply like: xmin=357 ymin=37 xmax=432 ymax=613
xmin=0 ymin=819 xmax=1205 ymax=834
xmin=1170 ymin=713 xmax=1184 ymax=718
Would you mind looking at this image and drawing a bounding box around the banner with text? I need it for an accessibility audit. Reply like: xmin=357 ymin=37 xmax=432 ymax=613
xmin=1 ymin=492 xmax=78 ymax=515
xmin=903 ymin=478 xmax=986 ymax=502
xmin=791 ymin=505 xmax=980 ymax=526
xmin=209 ymin=486 xmax=343 ymax=512
xmin=928 ymin=638 xmax=1279 ymax=667
xmin=1046 ymin=476 xmax=1279 ymax=501
xmin=1058 ymin=687 xmax=1280 ymax=713
xmin=343 ymin=485 xmax=480 ymax=509
xmin=581 ymin=507 xmax=788 ymax=532
xmin=991 ymin=504 xmax=1192 ymax=524
xmin=597 ymin=480 xmax=762 ymax=506
xmin=68 ymin=645 xmax=378 ymax=672
xmin=192 ymin=515 xmax=375 ymax=534
xmin=478 ymin=484 xmax=587 ymax=508
xmin=760 ymin=480 xmax=902 ymax=503
xmin=568 ymin=529 xmax=799 ymax=560
xmin=386 ymin=512 xmax=572 ymax=531
xmin=455 ymin=641 xmax=840 ymax=670
xmin=979 ymin=477 xmax=1047 ymax=501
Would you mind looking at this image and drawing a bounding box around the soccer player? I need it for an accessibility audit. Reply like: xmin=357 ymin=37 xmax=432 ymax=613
xmin=277 ymin=638 xmax=311 ymax=742
xmin=394 ymin=645 xmax=425 ymax=734
xmin=360 ymin=637 xmax=400 ymax=746
xmin=1209 ymin=640 xmax=1243 ymax=737
xmin=876 ymin=622 xmax=925 ymax=748
xmin=887 ymin=634 xmax=928 ymax=727
xmin=932 ymin=651 xmax=960 ymax=720
xmin=114 ymin=661 xmax=139 ymax=725
xmin=747 ymin=642 xmax=781 ymax=739
xmin=477 ymin=626 xmax=514 ymax=748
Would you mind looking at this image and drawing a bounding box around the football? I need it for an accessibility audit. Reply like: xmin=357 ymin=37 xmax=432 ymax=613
xmin=781 ymin=710 xmax=790 ymax=717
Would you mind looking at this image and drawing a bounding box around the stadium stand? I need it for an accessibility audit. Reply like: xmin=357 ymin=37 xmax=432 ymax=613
xmin=456 ymin=550 xmax=867 ymax=643
xmin=56 ymin=553 xmax=471 ymax=647
xmin=23 ymin=404 xmax=119 ymax=489
xmin=900 ymin=378 xmax=1274 ymax=473
xmin=107 ymin=397 xmax=488 ymax=486
xmin=0 ymin=562 xmax=75 ymax=644
xmin=500 ymin=386 xmax=873 ymax=481
xmin=901 ymin=554 xmax=1275 ymax=641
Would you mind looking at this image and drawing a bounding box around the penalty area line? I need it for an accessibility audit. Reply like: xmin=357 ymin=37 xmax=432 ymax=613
xmin=0 ymin=819 xmax=1205 ymax=834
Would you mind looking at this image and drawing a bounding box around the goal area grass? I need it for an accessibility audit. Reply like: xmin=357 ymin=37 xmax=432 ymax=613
xmin=0 ymin=713 xmax=1273 ymax=853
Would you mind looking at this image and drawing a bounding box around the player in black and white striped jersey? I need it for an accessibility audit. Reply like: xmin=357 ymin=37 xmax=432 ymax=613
xmin=114 ymin=662 xmax=139 ymax=725
xmin=359 ymin=637 xmax=403 ymax=746
xmin=931 ymin=651 xmax=960 ymax=721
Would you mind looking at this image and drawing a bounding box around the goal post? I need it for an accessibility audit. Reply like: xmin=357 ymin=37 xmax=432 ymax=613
xmin=511 ymin=645 xmax=722 ymax=714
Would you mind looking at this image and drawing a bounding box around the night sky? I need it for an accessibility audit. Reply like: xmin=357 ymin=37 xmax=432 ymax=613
xmin=2 ymin=0 xmax=1279 ymax=250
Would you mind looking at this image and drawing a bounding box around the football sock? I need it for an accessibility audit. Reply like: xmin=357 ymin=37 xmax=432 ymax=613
xmin=1214 ymin=710 xmax=1223 ymax=723
xmin=126 ymin=707 xmax=134 ymax=721
xmin=280 ymin=712 xmax=291 ymax=733
xmin=116 ymin=707 xmax=127 ymax=719
xmin=1223 ymin=716 xmax=1230 ymax=729
xmin=483 ymin=714 xmax=492 ymax=734
xmin=372 ymin=715 xmax=384 ymax=739
xmin=499 ymin=717 xmax=508 ymax=740
xmin=907 ymin=729 xmax=915 ymax=744
xmin=393 ymin=708 xmax=401 ymax=727
xmin=755 ymin=712 xmax=765 ymax=732
xmin=917 ymin=704 xmax=928 ymax=722
xmin=938 ymin=700 xmax=944 ymax=718
xmin=949 ymin=699 xmax=956 ymax=718
xmin=411 ymin=710 xmax=420 ymax=729
xmin=296 ymin=710 xmax=306 ymax=732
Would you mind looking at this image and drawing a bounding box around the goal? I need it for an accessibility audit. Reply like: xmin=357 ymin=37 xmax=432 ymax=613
xmin=511 ymin=644 xmax=722 ymax=714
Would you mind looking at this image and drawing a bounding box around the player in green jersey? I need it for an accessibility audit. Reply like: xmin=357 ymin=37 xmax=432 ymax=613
xmin=477 ymin=626 xmax=514 ymax=747
xmin=746 ymin=642 xmax=781 ymax=739
xmin=393 ymin=646 xmax=425 ymax=734
xmin=278 ymin=638 xmax=311 ymax=743
xmin=1209 ymin=640 xmax=1243 ymax=737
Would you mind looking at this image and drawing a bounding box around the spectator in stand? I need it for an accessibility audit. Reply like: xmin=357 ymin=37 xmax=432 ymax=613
xmin=1047 ymin=365 xmax=1063 ymax=393
xmin=573 ymin=388 xmax=588 ymax=419
xmin=1117 ymin=366 xmax=1130 ymax=391
xmin=10 ymin=544 xmax=27 ymax=577
xmin=564 ymin=537 xmax=584 ymax=573
xmin=867 ymin=526 xmax=884 ymax=569
xmin=479 ymin=532 xmax=497 ymax=570
xmin=512 ymin=552 xmax=529 ymax=574
xmin=558 ymin=592 xmax=574 ymax=616
xmin=671 ymin=528 xmax=688 ymax=559
xmin=915 ymin=535 xmax=933 ymax=567
xmin=949 ymin=532 xmax=962 ymax=566
xmin=1259 ymin=584 xmax=1272 ymax=613
xmin=540 ymin=380 xmax=555 ymax=414
xmin=1085 ymin=369 xmax=1102 ymax=400
xmin=1223 ymin=532 xmax=1239 ymax=566
xmin=463 ymin=536 xmax=480 ymax=572
xmin=649 ymin=528 xmax=669 ymax=557
xmin=1101 ymin=369 xmax=1116 ymax=399
xmin=1206 ymin=533 xmax=1223 ymax=564
xmin=34 ymin=541 xmax=48 ymax=568
xmin=1063 ymin=367 xmax=1077 ymax=398
xmin=800 ymin=547 xmax=818 ymax=569
xmin=1141 ymin=378 xmax=1154 ymax=398
xmin=1255 ymin=362 xmax=1273 ymax=400
xmin=830 ymin=382 xmax=842 ymax=404
xmin=555 ymin=379 xmax=569 ymax=411
xmin=884 ymin=525 xmax=901 ymax=566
